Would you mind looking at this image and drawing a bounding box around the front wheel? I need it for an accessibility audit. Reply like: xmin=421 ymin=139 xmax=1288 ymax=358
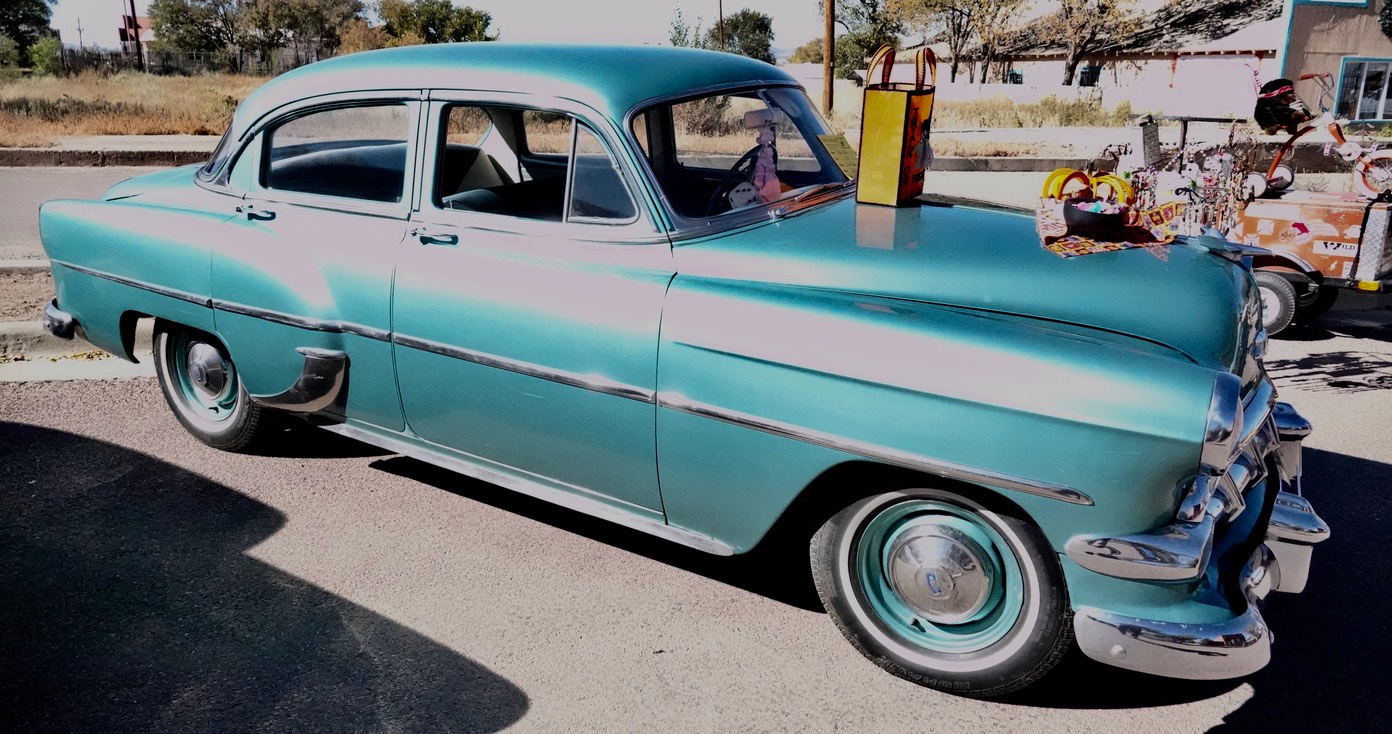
xmin=810 ymin=488 xmax=1072 ymax=697
xmin=153 ymin=322 xmax=269 ymax=452
xmin=1355 ymin=149 xmax=1392 ymax=199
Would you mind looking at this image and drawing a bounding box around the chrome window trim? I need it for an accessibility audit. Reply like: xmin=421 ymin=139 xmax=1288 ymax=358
xmin=392 ymin=332 xmax=657 ymax=404
xmin=621 ymin=81 xmax=856 ymax=241
xmin=657 ymin=392 xmax=1095 ymax=507
xmin=418 ymin=91 xmax=662 ymax=240
xmin=50 ymin=260 xmax=211 ymax=307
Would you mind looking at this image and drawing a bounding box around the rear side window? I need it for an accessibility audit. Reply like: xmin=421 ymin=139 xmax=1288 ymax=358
xmin=263 ymin=104 xmax=409 ymax=203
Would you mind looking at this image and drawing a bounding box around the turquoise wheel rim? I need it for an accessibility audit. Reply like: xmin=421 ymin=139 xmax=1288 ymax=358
xmin=854 ymin=499 xmax=1025 ymax=654
xmin=169 ymin=331 xmax=239 ymax=423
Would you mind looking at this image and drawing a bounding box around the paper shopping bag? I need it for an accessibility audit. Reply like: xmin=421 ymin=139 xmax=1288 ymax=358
xmin=856 ymin=44 xmax=937 ymax=207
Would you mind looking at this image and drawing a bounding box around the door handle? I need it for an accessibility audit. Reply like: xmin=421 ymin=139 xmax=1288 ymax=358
xmin=236 ymin=204 xmax=276 ymax=222
xmin=410 ymin=226 xmax=459 ymax=246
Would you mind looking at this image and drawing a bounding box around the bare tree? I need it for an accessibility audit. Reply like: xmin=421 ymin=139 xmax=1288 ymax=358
xmin=1043 ymin=0 xmax=1140 ymax=86
xmin=886 ymin=0 xmax=973 ymax=82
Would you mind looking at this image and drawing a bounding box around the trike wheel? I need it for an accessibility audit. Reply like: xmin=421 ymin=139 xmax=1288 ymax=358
xmin=1355 ymin=149 xmax=1392 ymax=198
xmin=1268 ymin=165 xmax=1294 ymax=192
xmin=810 ymin=488 xmax=1072 ymax=698
xmin=153 ymin=322 xmax=268 ymax=452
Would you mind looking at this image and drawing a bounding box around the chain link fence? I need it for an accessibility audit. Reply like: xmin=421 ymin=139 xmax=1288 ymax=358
xmin=59 ymin=48 xmax=322 ymax=77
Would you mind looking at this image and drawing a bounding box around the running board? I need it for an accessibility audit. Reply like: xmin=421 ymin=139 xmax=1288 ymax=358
xmin=319 ymin=422 xmax=736 ymax=556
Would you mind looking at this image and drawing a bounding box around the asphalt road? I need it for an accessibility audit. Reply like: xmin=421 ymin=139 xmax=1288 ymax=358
xmin=0 ymin=167 xmax=149 ymax=260
xmin=2 ymin=311 xmax=1391 ymax=733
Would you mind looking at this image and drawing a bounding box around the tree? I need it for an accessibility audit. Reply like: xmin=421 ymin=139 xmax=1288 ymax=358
xmin=886 ymin=0 xmax=974 ymax=82
xmin=1382 ymin=0 xmax=1392 ymax=41
xmin=237 ymin=0 xmax=294 ymax=59
xmin=27 ymin=34 xmax=61 ymax=75
xmin=1041 ymin=0 xmax=1140 ymax=86
xmin=0 ymin=32 xmax=19 ymax=67
xmin=285 ymin=0 xmax=364 ymax=61
xmin=0 ymin=0 xmax=53 ymax=59
xmin=377 ymin=0 xmax=495 ymax=46
xmin=148 ymin=0 xmax=239 ymax=53
xmin=817 ymin=0 xmax=905 ymax=80
xmin=337 ymin=17 xmax=388 ymax=55
xmin=668 ymin=8 xmax=706 ymax=48
xmin=703 ymin=8 xmax=774 ymax=63
xmin=971 ymin=0 xmax=1024 ymax=84
xmin=789 ymin=37 xmax=823 ymax=64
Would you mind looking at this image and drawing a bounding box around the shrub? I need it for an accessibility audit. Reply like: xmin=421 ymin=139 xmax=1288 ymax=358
xmin=28 ymin=36 xmax=63 ymax=76
xmin=0 ymin=33 xmax=19 ymax=68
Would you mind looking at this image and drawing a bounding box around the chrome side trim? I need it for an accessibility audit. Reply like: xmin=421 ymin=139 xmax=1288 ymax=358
xmin=248 ymin=347 xmax=348 ymax=417
xmin=657 ymin=392 xmax=1094 ymax=506
xmin=50 ymin=260 xmax=211 ymax=307
xmin=1073 ymin=544 xmax=1280 ymax=680
xmin=211 ymin=300 xmax=391 ymax=342
xmin=392 ymin=333 xmax=657 ymax=404
xmin=319 ymin=422 xmax=734 ymax=556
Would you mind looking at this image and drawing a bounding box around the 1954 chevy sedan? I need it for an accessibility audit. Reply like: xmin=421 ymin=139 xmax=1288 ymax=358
xmin=39 ymin=44 xmax=1329 ymax=697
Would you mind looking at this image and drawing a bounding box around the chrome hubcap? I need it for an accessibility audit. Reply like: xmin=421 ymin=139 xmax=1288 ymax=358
xmin=886 ymin=523 xmax=993 ymax=624
xmin=185 ymin=342 xmax=230 ymax=401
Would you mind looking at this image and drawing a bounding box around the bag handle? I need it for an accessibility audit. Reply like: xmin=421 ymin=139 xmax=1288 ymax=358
xmin=867 ymin=45 xmax=895 ymax=87
xmin=868 ymin=44 xmax=938 ymax=90
xmin=916 ymin=47 xmax=938 ymax=90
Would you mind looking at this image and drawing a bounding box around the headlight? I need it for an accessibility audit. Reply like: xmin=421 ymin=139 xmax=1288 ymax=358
xmin=1200 ymin=372 xmax=1243 ymax=474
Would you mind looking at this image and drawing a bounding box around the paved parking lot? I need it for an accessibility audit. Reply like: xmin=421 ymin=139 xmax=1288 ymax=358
xmin=2 ymin=165 xmax=1390 ymax=732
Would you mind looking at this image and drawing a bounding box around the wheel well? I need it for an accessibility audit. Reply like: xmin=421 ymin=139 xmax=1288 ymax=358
xmin=118 ymin=312 xmax=154 ymax=362
xmin=1251 ymin=256 xmax=1320 ymax=285
xmin=753 ymin=461 xmax=1040 ymax=554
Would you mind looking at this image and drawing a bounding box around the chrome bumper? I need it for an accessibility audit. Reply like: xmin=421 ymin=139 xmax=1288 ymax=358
xmin=1071 ymin=401 xmax=1329 ymax=678
xmin=1074 ymin=544 xmax=1281 ymax=680
xmin=43 ymin=299 xmax=76 ymax=340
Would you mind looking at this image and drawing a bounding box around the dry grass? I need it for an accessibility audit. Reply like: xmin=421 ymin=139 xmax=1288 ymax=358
xmin=0 ymin=71 xmax=268 ymax=147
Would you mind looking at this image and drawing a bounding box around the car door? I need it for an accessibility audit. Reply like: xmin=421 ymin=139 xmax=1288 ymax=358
xmin=392 ymin=97 xmax=672 ymax=514
xmin=212 ymin=96 xmax=421 ymax=430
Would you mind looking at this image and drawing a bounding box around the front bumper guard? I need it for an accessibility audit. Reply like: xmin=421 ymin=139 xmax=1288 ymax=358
xmin=1070 ymin=401 xmax=1328 ymax=678
xmin=1074 ymin=544 xmax=1281 ymax=680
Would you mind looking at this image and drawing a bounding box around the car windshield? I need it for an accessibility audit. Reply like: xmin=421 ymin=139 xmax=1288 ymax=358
xmin=631 ymin=86 xmax=850 ymax=220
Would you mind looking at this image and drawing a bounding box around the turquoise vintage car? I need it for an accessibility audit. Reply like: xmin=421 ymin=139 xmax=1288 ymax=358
xmin=39 ymin=44 xmax=1329 ymax=697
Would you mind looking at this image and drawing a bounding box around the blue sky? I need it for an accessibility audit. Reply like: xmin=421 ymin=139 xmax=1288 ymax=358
xmin=49 ymin=1 xmax=832 ymax=55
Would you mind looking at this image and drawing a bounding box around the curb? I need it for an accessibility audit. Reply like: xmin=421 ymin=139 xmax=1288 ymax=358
xmin=0 ymin=149 xmax=209 ymax=167
xmin=0 ymin=259 xmax=50 ymax=274
xmin=0 ymin=320 xmax=89 ymax=360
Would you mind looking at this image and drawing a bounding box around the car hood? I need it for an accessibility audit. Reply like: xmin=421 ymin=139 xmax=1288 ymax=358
xmin=672 ymin=197 xmax=1252 ymax=370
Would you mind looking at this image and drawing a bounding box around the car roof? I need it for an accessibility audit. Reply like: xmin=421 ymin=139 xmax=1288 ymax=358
xmin=232 ymin=43 xmax=799 ymax=138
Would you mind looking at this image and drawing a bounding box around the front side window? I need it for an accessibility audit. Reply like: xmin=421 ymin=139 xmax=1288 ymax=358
xmin=436 ymin=104 xmax=636 ymax=225
xmin=1338 ymin=60 xmax=1392 ymax=121
xmin=263 ymin=104 xmax=409 ymax=203
xmin=631 ymin=86 xmax=848 ymax=219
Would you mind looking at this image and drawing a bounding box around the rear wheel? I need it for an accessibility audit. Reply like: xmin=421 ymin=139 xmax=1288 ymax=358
xmin=810 ymin=488 xmax=1071 ymax=698
xmin=1355 ymin=150 xmax=1392 ymax=199
xmin=153 ymin=322 xmax=269 ymax=452
xmin=1255 ymin=271 xmax=1298 ymax=334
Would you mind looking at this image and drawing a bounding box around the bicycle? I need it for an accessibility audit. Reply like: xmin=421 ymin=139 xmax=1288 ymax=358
xmin=1253 ymin=72 xmax=1392 ymax=199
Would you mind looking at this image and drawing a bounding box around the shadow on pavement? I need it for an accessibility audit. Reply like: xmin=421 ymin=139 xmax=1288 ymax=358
xmin=370 ymin=456 xmax=825 ymax=613
xmin=1264 ymin=350 xmax=1392 ymax=393
xmin=1001 ymin=447 xmax=1388 ymax=722
xmin=1275 ymin=306 xmax=1392 ymax=343
xmin=0 ymin=422 xmax=528 ymax=734
xmin=375 ymin=441 xmax=1384 ymax=719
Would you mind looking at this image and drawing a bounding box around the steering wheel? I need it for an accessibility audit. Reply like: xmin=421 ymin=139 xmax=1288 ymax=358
xmin=703 ymin=145 xmax=766 ymax=216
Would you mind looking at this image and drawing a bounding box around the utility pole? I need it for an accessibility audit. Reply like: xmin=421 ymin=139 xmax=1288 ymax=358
xmin=823 ymin=1 xmax=834 ymax=115
xmin=717 ymin=1 xmax=725 ymax=51
xmin=127 ymin=0 xmax=144 ymax=72
xmin=76 ymin=18 xmax=84 ymax=51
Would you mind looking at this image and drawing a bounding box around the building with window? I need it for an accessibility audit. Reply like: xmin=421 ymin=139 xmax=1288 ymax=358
xmin=1282 ymin=1 xmax=1392 ymax=121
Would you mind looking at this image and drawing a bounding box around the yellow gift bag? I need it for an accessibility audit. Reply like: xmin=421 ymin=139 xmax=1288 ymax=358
xmin=856 ymin=45 xmax=937 ymax=207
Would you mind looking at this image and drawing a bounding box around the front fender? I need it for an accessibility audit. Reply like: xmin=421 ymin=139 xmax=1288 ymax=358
xmin=655 ymin=279 xmax=1216 ymax=555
